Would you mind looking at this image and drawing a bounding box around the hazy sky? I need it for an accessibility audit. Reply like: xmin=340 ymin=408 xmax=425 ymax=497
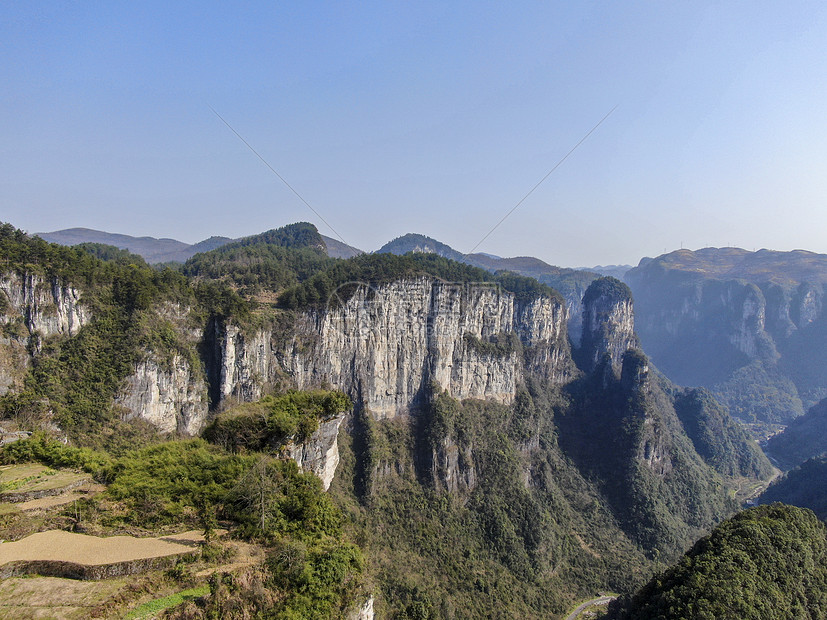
xmin=3 ymin=2 xmax=826 ymax=267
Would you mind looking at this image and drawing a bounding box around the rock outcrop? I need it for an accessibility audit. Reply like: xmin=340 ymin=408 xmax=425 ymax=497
xmin=116 ymin=354 xmax=209 ymax=435
xmin=348 ymin=595 xmax=375 ymax=620
xmin=216 ymin=323 xmax=280 ymax=404
xmin=0 ymin=273 xmax=90 ymax=339
xmin=0 ymin=273 xmax=91 ymax=395
xmin=579 ymin=277 xmax=638 ymax=374
xmin=285 ymin=414 xmax=346 ymax=491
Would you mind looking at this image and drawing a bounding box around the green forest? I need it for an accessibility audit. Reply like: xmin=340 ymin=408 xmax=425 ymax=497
xmin=605 ymin=504 xmax=827 ymax=619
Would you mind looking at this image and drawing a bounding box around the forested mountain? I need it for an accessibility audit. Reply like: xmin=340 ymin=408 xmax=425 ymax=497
xmin=625 ymin=247 xmax=827 ymax=425
xmin=0 ymin=223 xmax=778 ymax=618
xmin=36 ymin=226 xmax=363 ymax=263
xmin=181 ymin=222 xmax=335 ymax=296
xmin=605 ymin=503 xmax=827 ymax=619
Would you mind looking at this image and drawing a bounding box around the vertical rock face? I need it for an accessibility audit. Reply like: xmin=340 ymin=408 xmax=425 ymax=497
xmin=795 ymin=283 xmax=824 ymax=327
xmin=348 ymin=596 xmax=375 ymax=620
xmin=580 ymin=277 xmax=638 ymax=374
xmin=431 ymin=434 xmax=477 ymax=494
xmin=216 ymin=323 xmax=281 ymax=405
xmin=282 ymin=279 xmax=571 ymax=419
xmin=116 ymin=354 xmax=209 ymax=435
xmin=0 ymin=273 xmax=91 ymax=395
xmin=285 ymin=414 xmax=346 ymax=491
xmin=0 ymin=274 xmax=90 ymax=339
xmin=722 ymin=282 xmax=777 ymax=360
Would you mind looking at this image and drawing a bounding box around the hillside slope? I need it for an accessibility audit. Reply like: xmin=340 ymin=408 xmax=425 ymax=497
xmin=764 ymin=398 xmax=827 ymax=470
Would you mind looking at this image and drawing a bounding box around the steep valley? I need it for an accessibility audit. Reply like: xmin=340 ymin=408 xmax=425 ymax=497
xmin=0 ymin=223 xmax=807 ymax=618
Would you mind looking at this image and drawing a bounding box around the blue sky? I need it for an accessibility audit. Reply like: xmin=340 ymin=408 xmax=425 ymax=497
xmin=2 ymin=1 xmax=826 ymax=266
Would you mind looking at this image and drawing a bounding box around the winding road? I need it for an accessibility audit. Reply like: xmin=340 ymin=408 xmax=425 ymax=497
xmin=564 ymin=594 xmax=617 ymax=620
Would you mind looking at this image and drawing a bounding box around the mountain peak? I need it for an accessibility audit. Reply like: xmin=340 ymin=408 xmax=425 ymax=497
xmin=376 ymin=233 xmax=463 ymax=261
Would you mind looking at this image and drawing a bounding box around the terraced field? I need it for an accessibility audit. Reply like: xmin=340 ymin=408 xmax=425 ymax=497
xmin=0 ymin=464 xmax=90 ymax=501
xmin=0 ymin=529 xmax=206 ymax=578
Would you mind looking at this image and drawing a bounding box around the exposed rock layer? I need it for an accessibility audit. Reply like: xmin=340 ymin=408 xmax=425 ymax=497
xmin=281 ymin=280 xmax=571 ymax=419
xmin=285 ymin=414 xmax=345 ymax=491
xmin=116 ymin=354 xmax=209 ymax=435
xmin=0 ymin=273 xmax=91 ymax=395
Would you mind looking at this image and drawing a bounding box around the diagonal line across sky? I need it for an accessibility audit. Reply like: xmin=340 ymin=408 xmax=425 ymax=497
xmin=211 ymin=104 xmax=616 ymax=258
xmin=461 ymin=105 xmax=617 ymax=261
xmin=208 ymin=105 xmax=349 ymax=245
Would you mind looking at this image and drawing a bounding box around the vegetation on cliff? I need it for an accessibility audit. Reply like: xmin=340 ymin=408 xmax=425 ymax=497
xmin=182 ymin=222 xmax=334 ymax=295
xmin=0 ymin=222 xmax=251 ymax=446
xmin=672 ymin=387 xmax=773 ymax=480
xmin=204 ymin=390 xmax=352 ymax=452
xmin=330 ymin=385 xmax=651 ymax=619
xmin=581 ymin=275 xmax=632 ymax=307
xmin=557 ymin=353 xmax=737 ymax=560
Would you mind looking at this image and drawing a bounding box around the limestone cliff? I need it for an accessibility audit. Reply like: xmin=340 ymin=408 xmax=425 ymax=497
xmin=116 ymin=354 xmax=209 ymax=435
xmin=214 ymin=323 xmax=281 ymax=405
xmin=0 ymin=273 xmax=89 ymax=339
xmin=284 ymin=413 xmax=345 ymax=491
xmin=579 ymin=277 xmax=638 ymax=374
xmin=280 ymin=279 xmax=571 ymax=419
xmin=0 ymin=273 xmax=91 ymax=395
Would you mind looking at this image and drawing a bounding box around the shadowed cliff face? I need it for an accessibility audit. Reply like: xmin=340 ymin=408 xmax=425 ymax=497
xmin=555 ymin=278 xmax=742 ymax=556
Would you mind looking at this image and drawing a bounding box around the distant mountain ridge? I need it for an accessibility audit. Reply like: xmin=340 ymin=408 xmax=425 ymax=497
xmin=36 ymin=227 xmax=363 ymax=263
xmin=631 ymin=247 xmax=827 ymax=285
xmin=36 ymin=228 xmax=205 ymax=263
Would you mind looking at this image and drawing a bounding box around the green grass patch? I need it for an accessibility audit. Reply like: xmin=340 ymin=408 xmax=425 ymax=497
xmin=124 ymin=585 xmax=210 ymax=619
xmin=0 ymin=463 xmax=87 ymax=494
